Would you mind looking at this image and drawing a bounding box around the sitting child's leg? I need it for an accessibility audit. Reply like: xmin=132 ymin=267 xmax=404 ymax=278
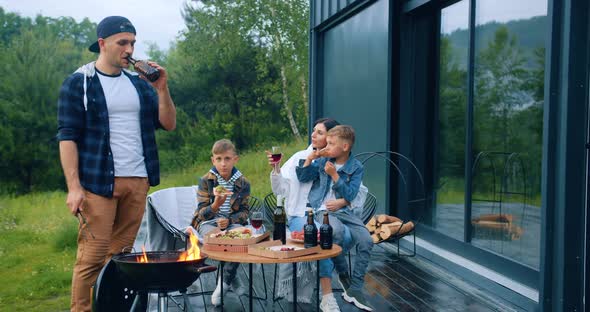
xmin=197 ymin=223 xmax=241 ymax=287
xmin=333 ymin=211 xmax=374 ymax=311
xmin=315 ymin=213 xmax=350 ymax=275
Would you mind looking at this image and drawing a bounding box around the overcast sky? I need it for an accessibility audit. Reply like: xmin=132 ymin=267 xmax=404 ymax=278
xmin=442 ymin=0 xmax=548 ymax=33
xmin=0 ymin=0 xmax=190 ymax=59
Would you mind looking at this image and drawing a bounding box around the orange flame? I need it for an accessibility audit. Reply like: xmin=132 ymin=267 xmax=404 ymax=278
xmin=178 ymin=229 xmax=201 ymax=261
xmin=137 ymin=245 xmax=149 ymax=263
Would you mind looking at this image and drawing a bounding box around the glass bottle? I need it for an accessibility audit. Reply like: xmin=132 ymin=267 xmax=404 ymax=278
xmin=127 ymin=56 xmax=160 ymax=82
xmin=319 ymin=212 xmax=333 ymax=249
xmin=304 ymin=208 xmax=318 ymax=248
xmin=273 ymin=195 xmax=287 ymax=244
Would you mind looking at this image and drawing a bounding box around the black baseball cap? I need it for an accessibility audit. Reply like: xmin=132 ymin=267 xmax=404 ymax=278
xmin=88 ymin=16 xmax=136 ymax=53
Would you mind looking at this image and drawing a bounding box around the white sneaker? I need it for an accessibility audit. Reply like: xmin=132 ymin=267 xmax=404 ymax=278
xmin=231 ymin=276 xmax=247 ymax=296
xmin=211 ymin=277 xmax=230 ymax=307
xmin=320 ymin=293 xmax=341 ymax=312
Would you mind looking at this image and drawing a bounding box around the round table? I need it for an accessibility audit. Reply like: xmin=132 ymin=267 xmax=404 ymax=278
xmin=204 ymin=242 xmax=341 ymax=311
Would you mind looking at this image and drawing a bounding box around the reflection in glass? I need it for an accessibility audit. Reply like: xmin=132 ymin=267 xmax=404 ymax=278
xmin=471 ymin=0 xmax=546 ymax=269
xmin=432 ymin=0 xmax=469 ymax=241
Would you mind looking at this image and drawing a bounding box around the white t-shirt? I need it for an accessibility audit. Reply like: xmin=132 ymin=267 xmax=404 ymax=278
xmin=318 ymin=163 xmax=344 ymax=212
xmin=97 ymin=70 xmax=147 ymax=178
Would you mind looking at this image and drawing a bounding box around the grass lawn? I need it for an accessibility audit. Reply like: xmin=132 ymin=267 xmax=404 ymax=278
xmin=0 ymin=141 xmax=306 ymax=311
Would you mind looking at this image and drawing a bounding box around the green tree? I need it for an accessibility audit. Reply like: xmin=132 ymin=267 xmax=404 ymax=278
xmin=0 ymin=13 xmax=94 ymax=194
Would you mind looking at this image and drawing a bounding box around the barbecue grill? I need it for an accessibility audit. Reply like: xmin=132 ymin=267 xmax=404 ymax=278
xmin=93 ymin=251 xmax=216 ymax=312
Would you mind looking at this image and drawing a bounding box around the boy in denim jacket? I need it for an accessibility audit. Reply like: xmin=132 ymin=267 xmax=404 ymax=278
xmin=296 ymin=125 xmax=374 ymax=311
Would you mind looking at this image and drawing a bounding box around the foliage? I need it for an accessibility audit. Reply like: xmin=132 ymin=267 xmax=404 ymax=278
xmin=0 ymin=13 xmax=95 ymax=194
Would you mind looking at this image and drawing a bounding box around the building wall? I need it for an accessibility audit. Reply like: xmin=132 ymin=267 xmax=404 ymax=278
xmin=318 ymin=0 xmax=390 ymax=214
xmin=310 ymin=0 xmax=589 ymax=310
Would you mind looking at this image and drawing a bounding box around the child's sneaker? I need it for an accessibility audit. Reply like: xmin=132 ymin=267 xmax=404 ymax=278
xmin=320 ymin=293 xmax=341 ymax=312
xmin=342 ymin=289 xmax=374 ymax=311
xmin=211 ymin=277 xmax=230 ymax=307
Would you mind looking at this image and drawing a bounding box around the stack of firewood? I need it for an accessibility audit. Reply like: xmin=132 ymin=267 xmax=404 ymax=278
xmin=366 ymin=214 xmax=414 ymax=243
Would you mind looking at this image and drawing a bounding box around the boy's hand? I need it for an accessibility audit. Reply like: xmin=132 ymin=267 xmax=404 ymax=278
xmin=213 ymin=186 xmax=233 ymax=197
xmin=216 ymin=218 xmax=229 ymax=230
xmin=212 ymin=188 xmax=231 ymax=211
xmin=325 ymin=162 xmax=339 ymax=181
xmin=325 ymin=199 xmax=347 ymax=212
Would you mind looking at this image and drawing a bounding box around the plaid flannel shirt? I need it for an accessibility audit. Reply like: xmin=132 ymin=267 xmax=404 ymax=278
xmin=191 ymin=169 xmax=251 ymax=228
xmin=57 ymin=69 xmax=161 ymax=197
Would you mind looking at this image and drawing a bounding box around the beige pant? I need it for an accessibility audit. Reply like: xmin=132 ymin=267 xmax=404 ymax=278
xmin=70 ymin=177 xmax=149 ymax=312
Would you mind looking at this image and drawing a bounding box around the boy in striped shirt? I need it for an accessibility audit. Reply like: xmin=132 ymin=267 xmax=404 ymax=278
xmin=191 ymin=139 xmax=251 ymax=306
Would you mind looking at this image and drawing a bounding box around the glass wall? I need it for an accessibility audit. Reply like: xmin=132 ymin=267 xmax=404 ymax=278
xmin=471 ymin=0 xmax=546 ymax=269
xmin=432 ymin=1 xmax=469 ymax=242
xmin=433 ymin=0 xmax=547 ymax=270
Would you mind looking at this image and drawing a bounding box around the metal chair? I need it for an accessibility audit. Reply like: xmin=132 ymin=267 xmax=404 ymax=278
xmin=354 ymin=151 xmax=429 ymax=257
xmin=142 ymin=186 xmax=211 ymax=311
xmin=263 ymin=192 xmax=277 ymax=223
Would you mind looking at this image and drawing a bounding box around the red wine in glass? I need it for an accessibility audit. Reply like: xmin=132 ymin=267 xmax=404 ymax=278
xmin=271 ymin=154 xmax=282 ymax=162
xmin=251 ymin=219 xmax=263 ymax=229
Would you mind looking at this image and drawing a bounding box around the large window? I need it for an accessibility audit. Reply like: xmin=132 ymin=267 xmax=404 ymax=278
xmin=432 ymin=1 xmax=469 ymax=242
xmin=433 ymin=0 xmax=547 ymax=270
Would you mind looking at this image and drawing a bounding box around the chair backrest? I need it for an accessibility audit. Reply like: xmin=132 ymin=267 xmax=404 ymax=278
xmin=145 ymin=186 xmax=198 ymax=250
xmin=249 ymin=195 xmax=263 ymax=212
xmin=263 ymin=192 xmax=277 ymax=222
xmin=360 ymin=192 xmax=377 ymax=225
xmin=354 ymin=151 xmax=427 ymax=223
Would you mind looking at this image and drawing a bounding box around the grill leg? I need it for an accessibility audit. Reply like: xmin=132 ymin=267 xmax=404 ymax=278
xmin=292 ymin=262 xmax=297 ymax=311
xmin=158 ymin=292 xmax=168 ymax=312
xmin=181 ymin=290 xmax=192 ymax=312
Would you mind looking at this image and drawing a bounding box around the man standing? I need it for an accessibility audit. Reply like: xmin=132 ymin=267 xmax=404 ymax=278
xmin=57 ymin=16 xmax=176 ymax=311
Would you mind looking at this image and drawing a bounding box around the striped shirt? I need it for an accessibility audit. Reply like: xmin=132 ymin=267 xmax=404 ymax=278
xmin=210 ymin=168 xmax=242 ymax=217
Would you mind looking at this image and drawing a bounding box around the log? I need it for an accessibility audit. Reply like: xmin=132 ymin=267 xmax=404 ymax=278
xmin=380 ymin=221 xmax=414 ymax=240
xmin=371 ymin=233 xmax=383 ymax=244
xmin=366 ymin=223 xmax=378 ymax=234
xmin=473 ymin=214 xmax=513 ymax=224
xmin=376 ymin=214 xmax=402 ymax=225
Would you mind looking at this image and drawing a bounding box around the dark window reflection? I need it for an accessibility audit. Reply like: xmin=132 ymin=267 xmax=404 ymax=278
xmin=471 ymin=0 xmax=546 ymax=269
xmin=433 ymin=0 xmax=469 ymax=242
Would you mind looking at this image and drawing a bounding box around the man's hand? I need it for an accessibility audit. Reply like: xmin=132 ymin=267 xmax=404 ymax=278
xmin=325 ymin=162 xmax=339 ymax=181
xmin=216 ymin=218 xmax=229 ymax=230
xmin=66 ymin=186 xmax=85 ymax=215
xmin=145 ymin=61 xmax=168 ymax=91
xmin=325 ymin=199 xmax=348 ymax=212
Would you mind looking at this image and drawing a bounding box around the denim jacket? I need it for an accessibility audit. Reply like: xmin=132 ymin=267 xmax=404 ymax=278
xmin=296 ymin=155 xmax=364 ymax=210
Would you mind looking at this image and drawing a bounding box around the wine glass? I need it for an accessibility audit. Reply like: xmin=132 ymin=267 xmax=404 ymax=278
xmin=250 ymin=211 xmax=265 ymax=235
xmin=271 ymin=146 xmax=282 ymax=172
